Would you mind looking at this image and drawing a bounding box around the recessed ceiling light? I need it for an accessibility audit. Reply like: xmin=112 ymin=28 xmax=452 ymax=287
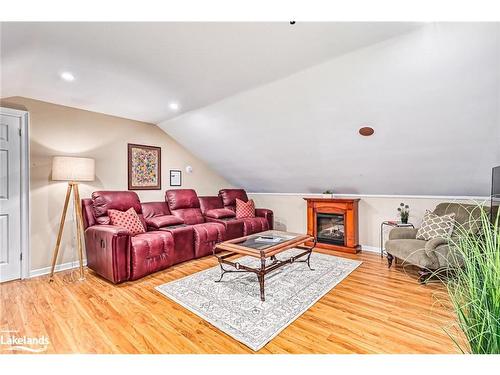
xmin=60 ymin=72 xmax=75 ymax=82
xmin=169 ymin=102 xmax=179 ymax=111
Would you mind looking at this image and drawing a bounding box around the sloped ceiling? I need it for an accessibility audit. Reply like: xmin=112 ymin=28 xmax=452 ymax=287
xmin=0 ymin=22 xmax=419 ymax=123
xmin=159 ymin=23 xmax=500 ymax=196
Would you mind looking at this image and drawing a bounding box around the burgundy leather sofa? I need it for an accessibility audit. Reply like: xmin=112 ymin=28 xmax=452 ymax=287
xmin=82 ymin=188 xmax=273 ymax=284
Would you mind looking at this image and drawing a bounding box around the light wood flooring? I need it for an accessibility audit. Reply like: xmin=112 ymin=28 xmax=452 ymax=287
xmin=0 ymin=249 xmax=463 ymax=354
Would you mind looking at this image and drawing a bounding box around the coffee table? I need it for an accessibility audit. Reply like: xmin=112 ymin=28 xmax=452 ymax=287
xmin=212 ymin=230 xmax=316 ymax=301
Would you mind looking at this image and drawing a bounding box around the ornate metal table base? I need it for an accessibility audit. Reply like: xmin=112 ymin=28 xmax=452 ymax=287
xmin=213 ymin=241 xmax=316 ymax=302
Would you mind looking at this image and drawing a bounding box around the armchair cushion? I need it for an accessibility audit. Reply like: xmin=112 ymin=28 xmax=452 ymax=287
xmin=388 ymin=227 xmax=418 ymax=240
xmin=385 ymin=239 xmax=439 ymax=269
xmin=205 ymin=208 xmax=235 ymax=219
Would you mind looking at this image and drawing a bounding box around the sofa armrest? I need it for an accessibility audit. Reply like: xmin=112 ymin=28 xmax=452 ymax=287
xmin=255 ymin=208 xmax=274 ymax=230
xmin=388 ymin=227 xmax=418 ymax=240
xmin=145 ymin=215 xmax=184 ymax=229
xmin=425 ymin=237 xmax=449 ymax=252
xmin=84 ymin=225 xmax=131 ymax=283
xmin=205 ymin=208 xmax=236 ymax=219
xmin=432 ymin=242 xmax=464 ymax=268
xmin=424 ymin=237 xmax=451 ymax=262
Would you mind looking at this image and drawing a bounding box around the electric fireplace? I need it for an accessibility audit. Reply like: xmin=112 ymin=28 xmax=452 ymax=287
xmin=316 ymin=213 xmax=345 ymax=246
xmin=304 ymin=198 xmax=360 ymax=253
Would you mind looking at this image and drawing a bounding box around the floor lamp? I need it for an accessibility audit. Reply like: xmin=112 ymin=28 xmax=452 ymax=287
xmin=49 ymin=156 xmax=95 ymax=281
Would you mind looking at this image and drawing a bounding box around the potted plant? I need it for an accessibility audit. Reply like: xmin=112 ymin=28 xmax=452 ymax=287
xmin=444 ymin=209 xmax=500 ymax=354
xmin=322 ymin=190 xmax=334 ymax=199
xmin=397 ymin=202 xmax=410 ymax=224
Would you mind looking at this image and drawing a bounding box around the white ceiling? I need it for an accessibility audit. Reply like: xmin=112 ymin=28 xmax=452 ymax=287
xmin=2 ymin=22 xmax=498 ymax=196
xmin=1 ymin=22 xmax=420 ymax=123
xmin=159 ymin=23 xmax=500 ymax=196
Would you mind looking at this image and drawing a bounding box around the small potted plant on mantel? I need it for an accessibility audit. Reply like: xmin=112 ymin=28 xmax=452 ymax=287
xmin=322 ymin=190 xmax=334 ymax=199
xmin=397 ymin=202 xmax=410 ymax=224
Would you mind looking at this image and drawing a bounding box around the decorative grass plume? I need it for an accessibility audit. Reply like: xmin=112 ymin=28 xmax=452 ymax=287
xmin=445 ymin=207 xmax=500 ymax=354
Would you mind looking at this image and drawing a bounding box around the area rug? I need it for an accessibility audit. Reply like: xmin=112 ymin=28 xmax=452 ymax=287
xmin=155 ymin=249 xmax=361 ymax=351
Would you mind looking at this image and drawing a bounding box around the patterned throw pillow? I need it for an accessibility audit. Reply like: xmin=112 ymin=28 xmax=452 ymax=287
xmin=108 ymin=207 xmax=146 ymax=236
xmin=235 ymin=198 xmax=255 ymax=219
xmin=416 ymin=210 xmax=455 ymax=241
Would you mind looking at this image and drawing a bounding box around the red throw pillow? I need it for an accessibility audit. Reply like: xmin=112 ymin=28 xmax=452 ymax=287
xmin=235 ymin=198 xmax=255 ymax=219
xmin=108 ymin=207 xmax=146 ymax=236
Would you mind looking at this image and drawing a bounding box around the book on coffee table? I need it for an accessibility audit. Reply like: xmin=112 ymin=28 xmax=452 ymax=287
xmin=254 ymin=236 xmax=282 ymax=243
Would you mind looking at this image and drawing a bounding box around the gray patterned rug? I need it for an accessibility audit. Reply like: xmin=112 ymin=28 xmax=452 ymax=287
xmin=155 ymin=249 xmax=361 ymax=351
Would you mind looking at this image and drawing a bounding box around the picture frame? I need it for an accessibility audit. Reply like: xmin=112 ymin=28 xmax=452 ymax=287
xmin=127 ymin=143 xmax=161 ymax=190
xmin=170 ymin=169 xmax=182 ymax=187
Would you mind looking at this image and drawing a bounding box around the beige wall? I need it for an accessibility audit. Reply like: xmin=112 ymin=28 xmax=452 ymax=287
xmin=1 ymin=97 xmax=233 ymax=272
xmin=249 ymin=193 xmax=488 ymax=251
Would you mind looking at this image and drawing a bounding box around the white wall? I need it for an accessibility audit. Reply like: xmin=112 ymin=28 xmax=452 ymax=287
xmin=249 ymin=193 xmax=488 ymax=252
xmin=160 ymin=23 xmax=500 ymax=196
xmin=0 ymin=97 xmax=233 ymax=274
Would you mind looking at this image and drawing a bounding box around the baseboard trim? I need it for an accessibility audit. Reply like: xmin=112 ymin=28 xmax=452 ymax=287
xmin=30 ymin=260 xmax=87 ymax=278
xmin=361 ymin=245 xmax=381 ymax=254
xmin=248 ymin=192 xmax=489 ymax=201
xmin=28 ymin=247 xmax=379 ymax=278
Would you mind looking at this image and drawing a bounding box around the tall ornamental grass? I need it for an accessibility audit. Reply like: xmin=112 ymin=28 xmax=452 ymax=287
xmin=446 ymin=208 xmax=500 ymax=354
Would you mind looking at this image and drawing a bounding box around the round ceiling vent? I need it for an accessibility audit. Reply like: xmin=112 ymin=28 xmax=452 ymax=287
xmin=359 ymin=126 xmax=375 ymax=136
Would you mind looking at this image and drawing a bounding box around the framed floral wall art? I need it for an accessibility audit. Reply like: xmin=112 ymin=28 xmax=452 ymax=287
xmin=127 ymin=143 xmax=161 ymax=190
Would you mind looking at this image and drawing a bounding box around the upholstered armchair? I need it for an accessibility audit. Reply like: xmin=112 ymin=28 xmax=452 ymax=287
xmin=384 ymin=203 xmax=483 ymax=282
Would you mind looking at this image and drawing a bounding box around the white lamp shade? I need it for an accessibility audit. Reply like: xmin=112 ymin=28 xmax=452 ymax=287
xmin=52 ymin=156 xmax=95 ymax=182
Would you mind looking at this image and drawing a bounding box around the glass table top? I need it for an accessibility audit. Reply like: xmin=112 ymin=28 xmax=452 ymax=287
xmin=233 ymin=230 xmax=302 ymax=250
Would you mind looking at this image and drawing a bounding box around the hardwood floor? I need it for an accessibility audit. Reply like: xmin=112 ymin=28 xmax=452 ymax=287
xmin=0 ymin=249 xmax=462 ymax=354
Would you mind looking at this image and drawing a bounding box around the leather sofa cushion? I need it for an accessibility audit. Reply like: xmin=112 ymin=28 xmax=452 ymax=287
xmin=172 ymin=208 xmax=205 ymax=225
xmin=219 ymin=189 xmax=248 ymax=209
xmin=205 ymin=208 xmax=236 ymax=219
xmin=199 ymin=196 xmax=224 ymax=213
xmin=166 ymin=189 xmax=200 ymax=210
xmin=142 ymin=201 xmax=171 ymax=218
xmin=130 ymin=231 xmax=174 ymax=280
xmin=82 ymin=198 xmax=96 ymax=229
xmin=192 ymin=222 xmax=225 ymax=258
xmin=166 ymin=189 xmax=205 ymax=225
xmin=146 ymin=215 xmax=184 ymax=229
xmin=158 ymin=226 xmax=195 ymax=264
xmin=92 ymin=191 xmax=147 ymax=228
xmin=206 ymin=217 xmax=244 ymax=240
xmin=241 ymin=217 xmax=269 ymax=236
xmin=92 ymin=191 xmax=142 ymax=217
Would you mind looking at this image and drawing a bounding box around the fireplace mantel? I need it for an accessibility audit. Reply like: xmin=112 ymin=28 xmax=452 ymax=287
xmin=303 ymin=198 xmax=360 ymax=253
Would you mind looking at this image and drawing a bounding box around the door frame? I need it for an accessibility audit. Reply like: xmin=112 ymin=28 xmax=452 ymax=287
xmin=1 ymin=107 xmax=30 ymax=280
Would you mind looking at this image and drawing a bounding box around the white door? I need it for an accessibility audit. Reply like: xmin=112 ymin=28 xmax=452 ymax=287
xmin=0 ymin=111 xmax=22 ymax=282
